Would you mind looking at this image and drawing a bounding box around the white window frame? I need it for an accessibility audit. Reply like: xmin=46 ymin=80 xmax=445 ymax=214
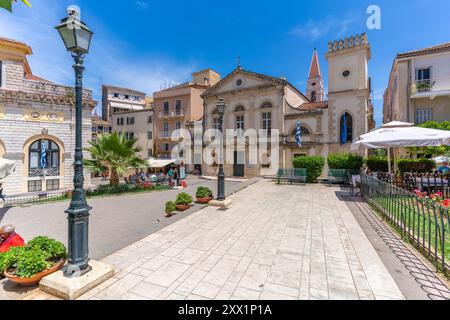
xmin=262 ymin=112 xmax=272 ymax=135
xmin=416 ymin=108 xmax=433 ymax=124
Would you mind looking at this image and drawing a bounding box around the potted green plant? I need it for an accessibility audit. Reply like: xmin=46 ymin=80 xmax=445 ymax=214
xmin=175 ymin=192 xmax=193 ymax=211
xmin=1 ymin=236 xmax=67 ymax=286
xmin=165 ymin=201 xmax=176 ymax=217
xmin=196 ymin=187 xmax=214 ymax=204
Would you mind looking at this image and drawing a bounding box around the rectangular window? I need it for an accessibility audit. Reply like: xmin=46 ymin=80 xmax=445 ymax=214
xmin=176 ymin=100 xmax=182 ymax=115
xmin=236 ymin=115 xmax=245 ymax=131
xmin=147 ymin=149 xmax=153 ymax=157
xmin=129 ymin=132 xmax=135 ymax=140
xmin=262 ymin=112 xmax=272 ymax=135
xmin=124 ymin=94 xmax=130 ymax=100
xmin=28 ymin=180 xmax=42 ymax=193
xmin=130 ymin=117 xmax=135 ymax=125
xmin=0 ymin=61 xmax=3 ymax=87
xmin=113 ymin=93 xmax=119 ymax=98
xmin=165 ymin=143 xmax=169 ymax=152
xmin=147 ymin=116 xmax=153 ymax=124
xmin=164 ymin=102 xmax=170 ymax=115
xmin=147 ymin=131 xmax=153 ymax=139
xmin=46 ymin=179 xmax=60 ymax=191
xmin=416 ymin=68 xmax=431 ymax=81
xmin=416 ymin=108 xmax=433 ymax=124
xmin=176 ymin=122 xmax=181 ymax=130
xmin=213 ymin=117 xmax=220 ymax=130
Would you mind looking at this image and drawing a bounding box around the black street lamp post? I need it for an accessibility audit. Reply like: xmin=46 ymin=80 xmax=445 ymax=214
xmin=216 ymin=98 xmax=226 ymax=201
xmin=55 ymin=6 xmax=93 ymax=277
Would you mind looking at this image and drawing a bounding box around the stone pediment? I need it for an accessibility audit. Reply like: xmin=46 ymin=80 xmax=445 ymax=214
xmin=202 ymin=68 xmax=286 ymax=97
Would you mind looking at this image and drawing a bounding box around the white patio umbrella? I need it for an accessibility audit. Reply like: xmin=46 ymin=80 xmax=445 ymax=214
xmin=351 ymin=121 xmax=450 ymax=173
xmin=0 ymin=158 xmax=15 ymax=180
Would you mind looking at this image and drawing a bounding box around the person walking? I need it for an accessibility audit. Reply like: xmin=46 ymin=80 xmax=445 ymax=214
xmin=167 ymin=167 xmax=174 ymax=186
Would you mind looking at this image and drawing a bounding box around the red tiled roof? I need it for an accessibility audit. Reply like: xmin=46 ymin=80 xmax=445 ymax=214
xmin=297 ymin=101 xmax=328 ymax=111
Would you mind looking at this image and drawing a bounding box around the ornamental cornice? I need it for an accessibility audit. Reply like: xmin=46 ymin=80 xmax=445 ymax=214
xmin=0 ymin=89 xmax=97 ymax=109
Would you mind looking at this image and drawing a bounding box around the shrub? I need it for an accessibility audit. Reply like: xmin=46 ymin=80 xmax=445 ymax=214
xmin=327 ymin=153 xmax=364 ymax=171
xmin=365 ymin=156 xmax=389 ymax=172
xmin=175 ymin=192 xmax=193 ymax=205
xmin=0 ymin=237 xmax=67 ymax=279
xmin=397 ymin=158 xmax=436 ymax=173
xmin=165 ymin=201 xmax=176 ymax=213
xmin=15 ymin=249 xmax=50 ymax=279
xmin=27 ymin=236 xmax=67 ymax=262
xmin=196 ymin=187 xmax=213 ymax=198
xmin=293 ymin=156 xmax=325 ymax=182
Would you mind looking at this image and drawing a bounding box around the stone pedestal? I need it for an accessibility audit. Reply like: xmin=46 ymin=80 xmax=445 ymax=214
xmin=209 ymin=198 xmax=232 ymax=208
xmin=39 ymin=260 xmax=114 ymax=300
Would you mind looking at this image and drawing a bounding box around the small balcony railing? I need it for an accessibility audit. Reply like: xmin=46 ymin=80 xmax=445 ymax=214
xmin=414 ymin=79 xmax=435 ymax=93
xmin=159 ymin=109 xmax=185 ymax=118
xmin=158 ymin=131 xmax=183 ymax=140
xmin=29 ymin=167 xmax=60 ymax=177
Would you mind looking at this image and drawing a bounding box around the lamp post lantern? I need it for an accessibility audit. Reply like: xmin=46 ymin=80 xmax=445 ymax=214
xmin=216 ymin=98 xmax=226 ymax=201
xmin=55 ymin=6 xmax=93 ymax=277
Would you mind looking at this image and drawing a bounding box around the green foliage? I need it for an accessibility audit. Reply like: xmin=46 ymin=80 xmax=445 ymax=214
xmin=15 ymin=249 xmax=50 ymax=279
xmin=292 ymin=156 xmax=325 ymax=182
xmin=0 ymin=0 xmax=31 ymax=12
xmin=0 ymin=252 xmax=5 ymax=278
xmin=0 ymin=237 xmax=67 ymax=278
xmin=165 ymin=201 xmax=176 ymax=213
xmin=365 ymin=156 xmax=389 ymax=172
xmin=84 ymin=132 xmax=147 ymax=186
xmin=27 ymin=236 xmax=67 ymax=262
xmin=408 ymin=121 xmax=450 ymax=157
xmin=327 ymin=153 xmax=363 ymax=171
xmin=0 ymin=246 xmax=26 ymax=275
xmin=397 ymin=158 xmax=436 ymax=173
xmin=196 ymin=186 xmax=213 ymax=198
xmin=175 ymin=192 xmax=193 ymax=205
xmin=85 ymin=183 xmax=171 ymax=198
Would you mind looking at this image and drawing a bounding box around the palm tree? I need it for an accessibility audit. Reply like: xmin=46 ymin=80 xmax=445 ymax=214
xmin=84 ymin=132 xmax=147 ymax=186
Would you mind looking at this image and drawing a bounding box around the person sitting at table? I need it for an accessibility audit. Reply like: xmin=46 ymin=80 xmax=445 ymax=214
xmin=437 ymin=161 xmax=450 ymax=174
xmin=0 ymin=225 xmax=25 ymax=253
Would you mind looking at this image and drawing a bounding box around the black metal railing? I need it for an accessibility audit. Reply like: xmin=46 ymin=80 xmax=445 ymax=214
xmin=4 ymin=189 xmax=70 ymax=207
xmin=375 ymin=172 xmax=450 ymax=199
xmin=360 ymin=173 xmax=450 ymax=274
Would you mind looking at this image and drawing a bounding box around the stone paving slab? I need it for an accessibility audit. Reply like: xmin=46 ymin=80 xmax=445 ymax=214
xmin=24 ymin=180 xmax=405 ymax=300
xmin=69 ymin=180 xmax=404 ymax=300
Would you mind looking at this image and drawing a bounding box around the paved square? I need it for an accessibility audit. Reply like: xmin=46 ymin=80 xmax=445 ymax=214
xmin=77 ymin=180 xmax=404 ymax=300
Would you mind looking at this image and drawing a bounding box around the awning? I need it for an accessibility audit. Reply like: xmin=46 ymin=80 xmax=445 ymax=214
xmin=147 ymin=158 xmax=176 ymax=168
xmin=351 ymin=121 xmax=450 ymax=151
xmin=110 ymin=102 xmax=144 ymax=111
xmin=0 ymin=158 xmax=15 ymax=180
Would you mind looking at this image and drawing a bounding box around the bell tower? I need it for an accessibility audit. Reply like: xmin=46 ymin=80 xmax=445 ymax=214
xmin=306 ymin=48 xmax=324 ymax=102
xmin=325 ymin=33 xmax=373 ymax=147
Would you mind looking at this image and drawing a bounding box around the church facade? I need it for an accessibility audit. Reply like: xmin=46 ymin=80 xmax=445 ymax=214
xmin=201 ymin=33 xmax=374 ymax=178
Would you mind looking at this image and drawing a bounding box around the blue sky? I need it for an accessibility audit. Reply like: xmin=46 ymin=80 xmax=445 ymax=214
xmin=1 ymin=0 xmax=450 ymax=126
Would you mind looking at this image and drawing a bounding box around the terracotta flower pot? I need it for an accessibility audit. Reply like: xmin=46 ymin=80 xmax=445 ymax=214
xmin=4 ymin=259 xmax=66 ymax=287
xmin=176 ymin=204 xmax=191 ymax=211
xmin=165 ymin=210 xmax=174 ymax=217
xmin=196 ymin=197 xmax=214 ymax=204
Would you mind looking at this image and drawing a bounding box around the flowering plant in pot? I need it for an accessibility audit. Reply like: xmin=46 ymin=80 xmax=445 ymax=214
xmin=175 ymin=192 xmax=193 ymax=211
xmin=165 ymin=201 xmax=176 ymax=217
xmin=1 ymin=236 xmax=67 ymax=286
xmin=196 ymin=187 xmax=214 ymax=204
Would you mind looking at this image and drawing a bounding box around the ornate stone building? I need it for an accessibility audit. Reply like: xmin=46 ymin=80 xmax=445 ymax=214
xmin=0 ymin=37 xmax=96 ymax=194
xmin=201 ymin=33 xmax=374 ymax=178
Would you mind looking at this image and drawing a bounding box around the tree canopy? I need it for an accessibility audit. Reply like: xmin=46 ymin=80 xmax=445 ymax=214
xmin=408 ymin=121 xmax=450 ymax=157
xmin=0 ymin=0 xmax=31 ymax=13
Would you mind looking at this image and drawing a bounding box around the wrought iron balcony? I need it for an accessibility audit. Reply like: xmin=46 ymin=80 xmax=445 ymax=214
xmin=29 ymin=167 xmax=60 ymax=177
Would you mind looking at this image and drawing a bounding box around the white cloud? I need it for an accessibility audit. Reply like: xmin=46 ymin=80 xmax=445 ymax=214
xmin=290 ymin=16 xmax=362 ymax=41
xmin=0 ymin=0 xmax=196 ymax=114
xmin=135 ymin=1 xmax=149 ymax=10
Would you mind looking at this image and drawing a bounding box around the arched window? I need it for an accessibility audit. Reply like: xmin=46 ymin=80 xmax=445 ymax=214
xmin=29 ymin=139 xmax=60 ymax=177
xmin=292 ymin=126 xmax=311 ymax=136
xmin=234 ymin=105 xmax=245 ymax=112
xmin=340 ymin=112 xmax=353 ymax=144
xmin=261 ymin=101 xmax=273 ymax=109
